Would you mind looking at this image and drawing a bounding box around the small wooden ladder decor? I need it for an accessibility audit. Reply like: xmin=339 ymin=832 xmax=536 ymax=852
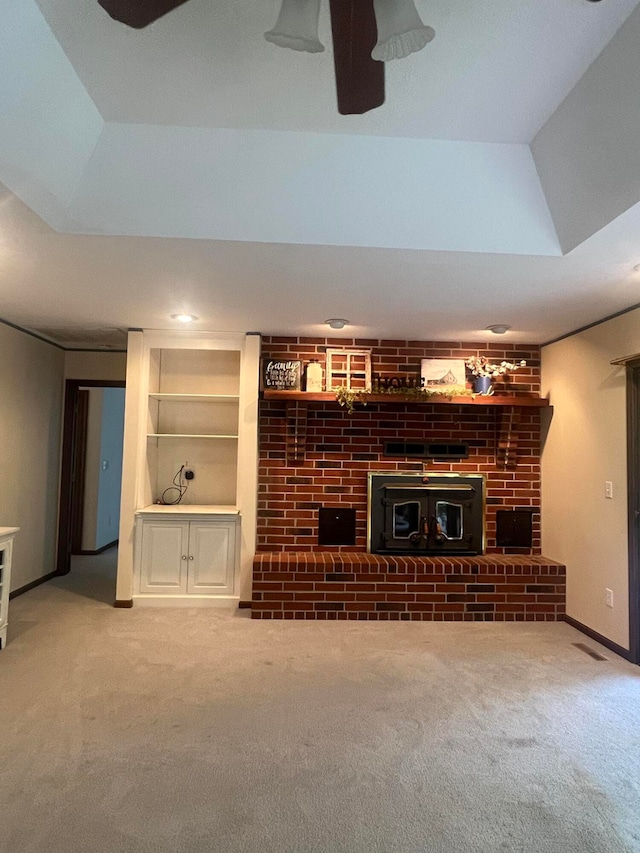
xmin=497 ymin=407 xmax=520 ymax=470
xmin=285 ymin=401 xmax=308 ymax=465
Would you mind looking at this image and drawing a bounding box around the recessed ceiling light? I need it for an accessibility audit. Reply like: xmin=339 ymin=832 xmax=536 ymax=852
xmin=171 ymin=313 xmax=198 ymax=323
xmin=486 ymin=324 xmax=511 ymax=335
xmin=326 ymin=318 xmax=349 ymax=330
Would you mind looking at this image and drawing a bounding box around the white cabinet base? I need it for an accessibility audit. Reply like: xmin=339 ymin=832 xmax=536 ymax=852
xmin=134 ymin=509 xmax=239 ymax=605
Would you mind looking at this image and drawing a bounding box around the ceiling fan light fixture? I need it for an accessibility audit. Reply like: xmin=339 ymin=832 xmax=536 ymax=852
xmin=326 ymin=318 xmax=349 ymax=330
xmin=486 ymin=324 xmax=511 ymax=335
xmin=371 ymin=0 xmax=435 ymax=61
xmin=265 ymin=0 xmax=325 ymax=54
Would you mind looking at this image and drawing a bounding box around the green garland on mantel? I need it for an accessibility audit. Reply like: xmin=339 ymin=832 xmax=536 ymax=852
xmin=335 ymin=385 xmax=473 ymax=414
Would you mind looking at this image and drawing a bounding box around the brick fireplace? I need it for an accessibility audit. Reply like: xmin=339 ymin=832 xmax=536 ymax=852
xmin=252 ymin=336 xmax=565 ymax=620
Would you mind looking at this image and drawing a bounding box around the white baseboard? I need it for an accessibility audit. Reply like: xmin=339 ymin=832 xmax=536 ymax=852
xmin=132 ymin=594 xmax=240 ymax=608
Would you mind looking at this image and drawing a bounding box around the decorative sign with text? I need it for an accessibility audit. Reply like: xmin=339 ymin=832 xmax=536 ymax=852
xmin=262 ymin=359 xmax=302 ymax=391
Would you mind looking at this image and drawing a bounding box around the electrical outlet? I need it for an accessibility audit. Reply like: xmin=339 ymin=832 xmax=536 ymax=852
xmin=605 ymin=481 xmax=613 ymax=499
xmin=605 ymin=588 xmax=613 ymax=608
xmin=184 ymin=468 xmax=195 ymax=481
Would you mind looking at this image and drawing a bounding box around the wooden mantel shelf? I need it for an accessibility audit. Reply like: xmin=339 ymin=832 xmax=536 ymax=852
xmin=262 ymin=390 xmax=549 ymax=407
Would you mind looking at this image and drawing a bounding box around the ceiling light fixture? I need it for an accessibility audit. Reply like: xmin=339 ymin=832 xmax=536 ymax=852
xmin=171 ymin=313 xmax=198 ymax=323
xmin=486 ymin=324 xmax=511 ymax=335
xmin=326 ymin=318 xmax=349 ymax=330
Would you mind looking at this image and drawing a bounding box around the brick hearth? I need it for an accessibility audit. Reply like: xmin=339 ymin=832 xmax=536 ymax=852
xmin=251 ymin=553 xmax=566 ymax=621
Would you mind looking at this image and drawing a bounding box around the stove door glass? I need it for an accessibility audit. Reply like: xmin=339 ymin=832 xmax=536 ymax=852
xmin=393 ymin=501 xmax=421 ymax=539
xmin=436 ymin=501 xmax=463 ymax=540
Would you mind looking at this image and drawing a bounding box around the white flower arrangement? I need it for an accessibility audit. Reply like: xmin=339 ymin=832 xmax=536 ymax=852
xmin=465 ymin=356 xmax=526 ymax=378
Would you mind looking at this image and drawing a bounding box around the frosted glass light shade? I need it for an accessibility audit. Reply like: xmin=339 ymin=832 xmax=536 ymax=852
xmin=372 ymin=0 xmax=435 ymax=61
xmin=265 ymin=0 xmax=325 ymax=54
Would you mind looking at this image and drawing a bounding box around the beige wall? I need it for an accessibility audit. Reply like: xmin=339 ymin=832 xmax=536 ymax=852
xmin=0 ymin=323 xmax=64 ymax=590
xmin=64 ymin=351 xmax=126 ymax=382
xmin=541 ymin=309 xmax=640 ymax=649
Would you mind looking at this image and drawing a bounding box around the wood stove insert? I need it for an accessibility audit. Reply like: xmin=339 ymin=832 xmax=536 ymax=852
xmin=367 ymin=472 xmax=485 ymax=556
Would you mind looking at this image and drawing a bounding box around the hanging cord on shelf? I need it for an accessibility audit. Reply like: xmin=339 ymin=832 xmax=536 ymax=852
xmin=161 ymin=464 xmax=189 ymax=505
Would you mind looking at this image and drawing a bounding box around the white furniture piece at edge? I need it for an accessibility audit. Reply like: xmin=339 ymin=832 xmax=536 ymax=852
xmin=116 ymin=330 xmax=260 ymax=608
xmin=0 ymin=528 xmax=19 ymax=649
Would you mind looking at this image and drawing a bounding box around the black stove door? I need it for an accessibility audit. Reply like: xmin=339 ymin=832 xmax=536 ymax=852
xmin=378 ymin=484 xmax=479 ymax=554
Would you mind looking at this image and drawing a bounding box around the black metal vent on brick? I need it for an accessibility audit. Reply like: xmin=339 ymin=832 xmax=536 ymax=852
xmin=318 ymin=507 xmax=356 ymax=546
xmin=496 ymin=509 xmax=534 ymax=548
xmin=383 ymin=441 xmax=469 ymax=459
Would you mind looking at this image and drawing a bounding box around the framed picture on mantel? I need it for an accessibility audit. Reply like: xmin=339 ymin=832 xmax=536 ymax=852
xmin=262 ymin=359 xmax=302 ymax=391
xmin=421 ymin=359 xmax=466 ymax=392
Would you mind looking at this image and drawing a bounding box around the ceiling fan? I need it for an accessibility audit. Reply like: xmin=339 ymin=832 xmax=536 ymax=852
xmin=97 ymin=0 xmax=435 ymax=115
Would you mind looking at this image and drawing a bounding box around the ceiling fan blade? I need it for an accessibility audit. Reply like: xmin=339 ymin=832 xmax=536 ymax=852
xmin=97 ymin=0 xmax=191 ymax=28
xmin=329 ymin=0 xmax=385 ymax=115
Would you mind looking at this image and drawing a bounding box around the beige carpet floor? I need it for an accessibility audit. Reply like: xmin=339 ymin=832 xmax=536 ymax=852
xmin=1 ymin=549 xmax=640 ymax=853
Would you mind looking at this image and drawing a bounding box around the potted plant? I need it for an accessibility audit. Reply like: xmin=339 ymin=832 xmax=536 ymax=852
xmin=465 ymin=356 xmax=526 ymax=395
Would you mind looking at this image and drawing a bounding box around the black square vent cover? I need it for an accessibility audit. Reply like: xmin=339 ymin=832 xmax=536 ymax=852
xmin=496 ymin=510 xmax=533 ymax=548
xmin=318 ymin=507 xmax=356 ymax=546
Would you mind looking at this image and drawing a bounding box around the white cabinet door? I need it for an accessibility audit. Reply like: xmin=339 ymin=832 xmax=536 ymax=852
xmin=139 ymin=521 xmax=189 ymax=594
xmin=187 ymin=521 xmax=236 ymax=595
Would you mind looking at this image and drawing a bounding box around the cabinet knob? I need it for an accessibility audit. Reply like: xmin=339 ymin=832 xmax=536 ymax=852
xmin=181 ymin=555 xmax=187 ymax=560
xmin=189 ymin=555 xmax=194 ymax=560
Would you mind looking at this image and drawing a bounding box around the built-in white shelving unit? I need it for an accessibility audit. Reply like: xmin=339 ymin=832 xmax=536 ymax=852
xmin=116 ymin=331 xmax=260 ymax=607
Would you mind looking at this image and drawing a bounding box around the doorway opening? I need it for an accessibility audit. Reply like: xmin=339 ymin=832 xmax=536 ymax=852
xmin=626 ymin=360 xmax=640 ymax=665
xmin=57 ymin=381 xmax=126 ymax=603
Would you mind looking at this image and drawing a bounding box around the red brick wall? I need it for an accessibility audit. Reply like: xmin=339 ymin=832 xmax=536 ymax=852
xmin=258 ymin=337 xmax=541 ymax=555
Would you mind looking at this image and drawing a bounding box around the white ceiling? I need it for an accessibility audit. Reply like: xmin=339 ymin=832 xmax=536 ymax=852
xmin=1 ymin=0 xmax=640 ymax=348
xmin=33 ymin=0 xmax=636 ymax=142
